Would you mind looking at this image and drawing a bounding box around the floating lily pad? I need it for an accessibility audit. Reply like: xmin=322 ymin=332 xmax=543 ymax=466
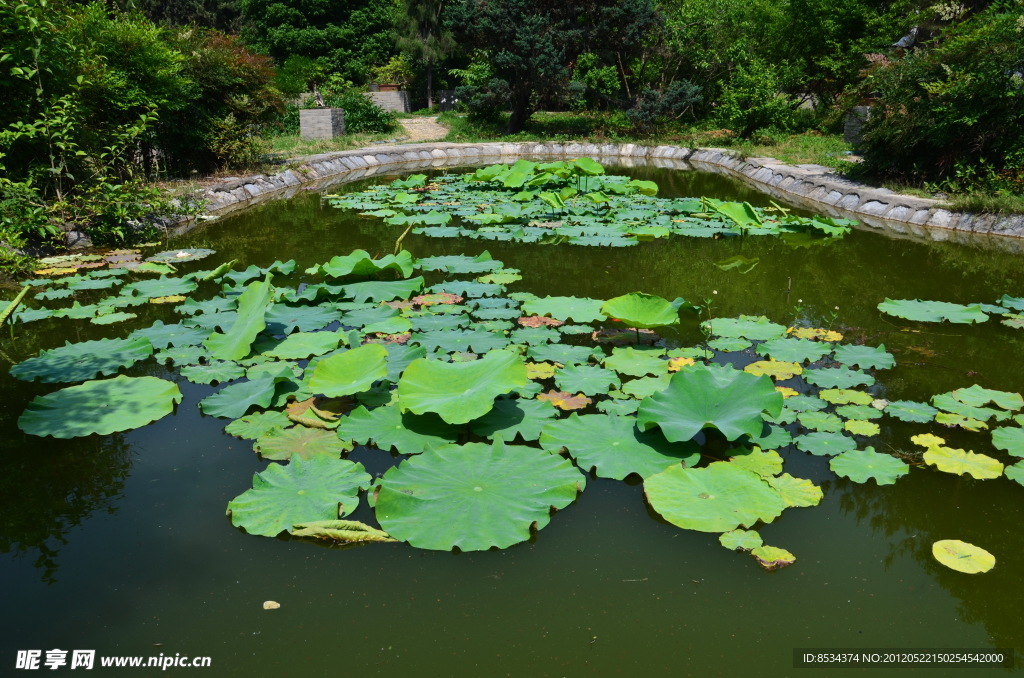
xmin=751 ymin=545 xmax=796 ymax=570
xmin=520 ymin=295 xmax=606 ymax=323
xmin=537 ymin=390 xmax=593 ymax=411
xmin=923 ymin=447 xmax=1004 ymax=479
xmin=307 ymin=344 xmax=389 ymax=397
xmin=539 ymin=413 xmax=700 ymax=479
xmin=374 ymin=440 xmax=586 ymax=551
xmin=19 ymin=375 xmax=182 ymax=438
xmin=599 ymin=292 xmax=682 ymax=329
xmin=553 ymin=363 xmax=620 ymax=395
xmin=932 ymin=540 xmax=995 ymax=574
xmin=728 ymin=447 xmax=783 ymax=477
xmin=264 ymin=331 xmax=345 ymax=360
xmin=226 ymin=456 xmax=371 ymax=537
xmin=844 ymin=419 xmax=880 ymax=436
xmin=767 ymin=474 xmax=823 ymax=507
xmin=225 ymin=411 xmax=292 ymax=440
xmin=254 ymin=427 xmax=353 ymax=460
xmin=803 ymin=366 xmax=874 ymax=389
xmin=795 ymin=431 xmax=857 ymax=456
xmin=829 ymin=447 xmax=909 ymax=485
xmin=951 ymin=385 xmax=1023 ymax=411
xmin=638 ymin=364 xmax=782 ymax=442
xmin=644 ymin=462 xmax=787 ymax=532
xmin=884 ymin=400 xmax=938 ymax=423
xmin=336 ymin=404 xmax=458 ymax=454
xmin=146 ymin=248 xmax=216 ymax=263
xmin=831 ymin=344 xmax=895 ymax=370
xmin=180 ymin=361 xmax=246 ymax=385
xmin=704 ymin=315 xmax=787 ymax=341
xmin=755 ymin=337 xmax=830 ymax=364
xmin=992 ymin=427 xmax=1024 ymax=457
xmin=10 ymin=336 xmax=154 ymax=383
xmin=719 ymin=529 xmax=763 ymax=551
xmin=878 ymin=298 xmax=988 ymax=324
xmin=744 ymin=360 xmax=802 ymax=381
xmin=199 ymin=375 xmax=279 ymax=419
xmin=469 ymin=398 xmax=558 ymax=443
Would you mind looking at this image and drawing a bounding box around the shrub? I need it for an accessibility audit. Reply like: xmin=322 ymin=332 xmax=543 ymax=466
xmin=714 ymin=58 xmax=799 ymax=138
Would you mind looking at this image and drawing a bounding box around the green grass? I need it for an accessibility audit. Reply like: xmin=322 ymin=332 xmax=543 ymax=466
xmin=945 ymin=191 xmax=1024 ymax=215
xmin=265 ymin=132 xmax=405 ymax=158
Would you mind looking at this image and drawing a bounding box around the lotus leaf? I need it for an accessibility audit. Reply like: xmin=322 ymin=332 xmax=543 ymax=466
xmin=951 ymin=385 xmax=1023 ymax=411
xmin=539 ymin=413 xmax=700 ymax=480
xmin=527 ymin=343 xmax=601 ymax=365
xmin=374 ymin=439 xmax=586 ymax=551
xmin=225 ymin=411 xmax=292 ymax=440
xmin=932 ymin=540 xmax=995 ymax=574
xmin=703 ymin=315 xmax=787 ymax=341
xmin=226 ymin=456 xmax=371 ymax=537
xmin=923 ymin=447 xmax=1003 ymax=479
xmin=931 ymin=393 xmax=1008 ymax=422
xmin=884 ymin=400 xmax=938 ymax=423
xmin=180 ymin=361 xmax=246 ymax=385
xmin=911 ymin=433 xmax=946 ymax=449
xmin=1005 ymin=461 xmax=1024 ymax=486
xmin=599 ymin=293 xmax=682 ymax=329
xmin=340 ymin=277 xmax=424 ymax=303
xmin=835 ymin=404 xmax=883 ymax=421
xmin=520 ymin=296 xmax=606 ymax=323
xmin=289 ymin=519 xmax=396 ymax=543
xmin=637 ymin=364 xmax=782 ymax=442
xmin=844 ymin=419 xmax=880 ymax=436
xmin=719 ymin=529 xmax=763 ymax=551
xmin=992 ymin=427 xmax=1024 ymax=457
xmin=131 ymin=320 xmax=208 ymax=349
xmin=154 ymin=345 xmax=208 ymax=366
xmin=749 ymin=425 xmax=793 ymax=450
xmin=254 ymin=427 xmax=353 ymax=460
xmin=644 ymin=462 xmax=787 ymax=532
xmin=767 ymin=474 xmax=823 ymax=507
xmin=728 ymin=447 xmax=783 ymax=477
xmin=469 ymin=398 xmax=558 ymax=442
xmin=411 ymin=328 xmax=509 ymax=353
xmin=11 ymin=336 xmax=154 ymax=383
xmin=744 ymin=360 xmax=802 ymax=381
xmin=206 ymin=276 xmax=273 ymax=361
xmin=798 ymin=411 xmax=844 ymax=433
xmin=316 ymin=249 xmax=414 ymax=278
xmin=751 ymin=545 xmax=796 ymax=570
xmin=264 ymin=331 xmax=345 ymax=360
xmin=620 ymin=374 xmax=672 ymax=399
xmin=146 ymin=248 xmax=215 ymax=263
xmin=795 ymin=431 xmax=857 ymax=456
xmin=803 ymin=367 xmax=874 ymax=389
xmin=307 ymin=345 xmax=388 ymax=397
xmin=122 ymin=276 xmax=197 ymax=300
xmin=820 ymin=388 xmax=874 ymax=406
xmin=597 ymin=399 xmax=641 ymax=416
xmin=526 ymin=361 xmax=556 ymax=380
xmin=336 ymin=404 xmax=458 ymax=454
xmin=755 ymin=337 xmax=830 ymax=363
xmin=199 ymin=375 xmax=280 ymax=419
xmin=537 ymin=390 xmax=593 ymax=411
xmin=935 ymin=412 xmax=988 ymax=431
xmin=831 ymin=343 xmax=895 ymax=370
xmin=877 ymin=298 xmax=988 ymax=324
xmin=19 ymin=375 xmax=182 ymax=438
xmin=788 ymin=327 xmax=843 ymax=341
xmin=829 ymin=447 xmax=909 ymax=485
xmin=603 ymin=347 xmax=668 ymax=377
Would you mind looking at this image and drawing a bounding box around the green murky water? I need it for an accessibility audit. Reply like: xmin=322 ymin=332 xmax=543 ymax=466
xmin=2 ymin=165 xmax=1023 ymax=676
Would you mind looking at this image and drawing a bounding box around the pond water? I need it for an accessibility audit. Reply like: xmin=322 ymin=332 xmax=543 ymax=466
xmin=2 ymin=164 xmax=1023 ymax=676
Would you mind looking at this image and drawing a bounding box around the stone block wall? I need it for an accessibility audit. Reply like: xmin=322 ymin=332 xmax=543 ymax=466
xmin=366 ymin=91 xmax=411 ymax=113
xmin=300 ymin=108 xmax=345 ymax=140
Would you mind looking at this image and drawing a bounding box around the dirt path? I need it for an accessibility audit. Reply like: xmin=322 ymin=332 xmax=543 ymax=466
xmin=397 ymin=116 xmax=449 ymax=143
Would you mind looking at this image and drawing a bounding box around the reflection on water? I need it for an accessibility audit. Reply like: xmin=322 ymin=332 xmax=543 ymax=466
xmin=1 ymin=165 xmax=1023 ymax=675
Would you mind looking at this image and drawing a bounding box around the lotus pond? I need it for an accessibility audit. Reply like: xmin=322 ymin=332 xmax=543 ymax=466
xmin=2 ymin=159 xmax=1023 ymax=676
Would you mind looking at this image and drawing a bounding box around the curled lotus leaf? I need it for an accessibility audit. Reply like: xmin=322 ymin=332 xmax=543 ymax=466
xmin=307 ymin=344 xmax=389 ymax=397
xmin=253 ymin=427 xmax=353 ymax=461
xmin=314 ymin=249 xmax=414 ymax=278
xmin=226 ymin=456 xmax=371 ymax=537
xmin=719 ymin=529 xmax=763 ymax=551
xmin=18 ymin=375 xmax=182 ymax=438
xmin=205 ymin=276 xmax=274 ymax=361
xmin=398 ymin=349 xmax=527 ymax=424
xmin=744 ymin=359 xmax=802 ymax=381
xmin=829 ymin=447 xmax=909 ymax=485
xmin=751 ymin=545 xmax=796 ymax=571
xmin=10 ymin=336 xmax=154 ymax=383
xmin=923 ymin=447 xmax=1004 ymax=479
xmin=374 ymin=439 xmax=586 ymax=551
xmin=932 ymin=540 xmax=995 ymax=574
xmin=1005 ymin=461 xmax=1024 ymax=486
xmin=644 ymin=462 xmax=787 ymax=532
xmin=599 ymin=292 xmax=682 ymax=329
xmin=638 ymin=364 xmax=782 ymax=442
xmin=877 ymin=298 xmax=988 ymax=324
xmin=539 ymin=413 xmax=700 ymax=480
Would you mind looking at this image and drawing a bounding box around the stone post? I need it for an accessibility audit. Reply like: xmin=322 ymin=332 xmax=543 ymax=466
xmin=300 ymin=108 xmax=345 ymax=140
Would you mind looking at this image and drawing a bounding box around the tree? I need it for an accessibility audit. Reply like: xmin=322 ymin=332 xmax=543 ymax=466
xmin=395 ymin=0 xmax=455 ymax=108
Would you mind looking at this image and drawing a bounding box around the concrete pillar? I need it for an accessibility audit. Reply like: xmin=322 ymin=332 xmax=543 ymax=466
xmin=300 ymin=108 xmax=346 ymax=140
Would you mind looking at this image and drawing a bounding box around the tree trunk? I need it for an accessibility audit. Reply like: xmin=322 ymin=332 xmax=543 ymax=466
xmin=427 ymin=61 xmax=434 ymax=110
xmin=506 ymin=98 xmax=532 ymax=134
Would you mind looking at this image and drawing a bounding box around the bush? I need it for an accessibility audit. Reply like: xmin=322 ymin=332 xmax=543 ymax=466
xmin=714 ymin=58 xmax=799 ymax=138
xmin=626 ymin=80 xmax=703 ymax=133
xmin=856 ymin=7 xmax=1024 ymax=186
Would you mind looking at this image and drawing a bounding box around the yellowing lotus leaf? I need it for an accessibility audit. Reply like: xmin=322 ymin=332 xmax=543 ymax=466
xmin=911 ymin=433 xmax=946 ymax=449
xmin=923 ymin=447 xmax=1004 ymax=479
xmin=537 ymin=390 xmax=593 ymax=411
xmin=526 ymin=361 xmax=557 ymax=380
xmin=788 ymin=327 xmax=842 ymax=341
xmin=744 ymin=360 xmax=802 ymax=380
xmin=932 ymin=539 xmax=995 ymax=574
xmin=751 ymin=545 xmax=796 ymax=570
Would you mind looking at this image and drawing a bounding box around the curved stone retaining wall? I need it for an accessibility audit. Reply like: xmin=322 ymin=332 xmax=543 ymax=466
xmin=164 ymin=142 xmax=1024 ymax=250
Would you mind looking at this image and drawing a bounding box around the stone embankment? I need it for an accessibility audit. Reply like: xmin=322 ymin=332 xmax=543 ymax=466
xmin=151 ymin=142 xmax=1024 ymax=250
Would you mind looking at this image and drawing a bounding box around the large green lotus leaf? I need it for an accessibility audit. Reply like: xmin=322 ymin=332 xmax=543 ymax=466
xmin=520 ymin=295 xmax=606 ymax=323
xmin=798 ymin=410 xmax=844 ymax=432
xmin=225 ymin=411 xmax=292 ymax=440
xmin=702 ymin=315 xmax=787 ymax=341
xmin=226 ymin=456 xmax=371 ymax=537
xmin=416 ymin=252 xmax=501 ymax=275
xmin=398 ymin=349 xmax=527 ymax=424
xmin=831 ymin=343 xmax=895 ymax=370
xmin=719 ymin=529 xmax=763 ymax=551
xmin=767 ymin=473 xmax=823 ymax=507
xmin=307 ymin=344 xmax=388 ymax=397
xmin=410 ymin=328 xmax=509 ymax=353
xmin=527 ymin=343 xmax=601 ymax=365
xmin=885 ymin=400 xmax=939 ymax=423
xmin=728 ymin=447 xmax=783 ymax=477
xmin=122 ymin=275 xmax=197 ymax=300
xmin=795 ymin=431 xmax=857 ymax=456
xmin=637 ymin=363 xmax=783 ymax=442
xmin=179 ymin=361 xmax=246 ymax=385
xmin=644 ymin=462 xmax=787 ymax=532
xmin=539 ymin=413 xmax=700 ymax=480
xmin=263 ymin=331 xmax=344 ymax=360
xmin=254 ymin=427 xmax=353 ymax=461
xmin=932 ymin=540 xmax=995 ymax=574
xmin=619 ymin=374 xmax=672 ymax=399
xmin=877 ymin=298 xmax=988 ymax=324
xmin=316 ymin=249 xmax=414 ymax=278
xmin=835 ymin=404 xmax=883 ymax=420
xmin=336 ymin=404 xmax=458 ymax=454
xmin=603 ymin=347 xmax=668 ymax=377
xmin=951 ymin=385 xmax=1023 ymax=411
xmin=374 ymin=439 xmax=586 ymax=551
xmin=11 ymin=336 xmax=154 ymax=383
xmin=199 ymin=375 xmax=278 ymax=419
xmin=265 ymin=303 xmax=341 ymax=334
xmin=803 ymin=366 xmax=874 ymax=389
xmin=205 ymin=276 xmax=273 ymax=361
xmin=923 ymin=447 xmax=1004 ymax=479
xmin=340 ymin=277 xmax=424 ymax=303
xmin=599 ymin=293 xmax=681 ymax=329
xmin=382 ymin=343 xmax=427 ymax=382
xmin=469 ymin=398 xmax=558 ymax=443
xmin=992 ymin=426 xmax=1024 ymax=457
xmin=829 ymin=447 xmax=909 ymax=485
xmin=931 ymin=393 xmax=1008 ymax=422
xmin=131 ymin=320 xmax=208 ymax=349
xmin=755 ymin=337 xmax=831 ymax=364
xmin=18 ymin=375 xmax=182 ymax=438
xmin=818 ymin=388 xmax=872 ymax=406
xmin=1005 ymin=461 xmax=1024 ymax=486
